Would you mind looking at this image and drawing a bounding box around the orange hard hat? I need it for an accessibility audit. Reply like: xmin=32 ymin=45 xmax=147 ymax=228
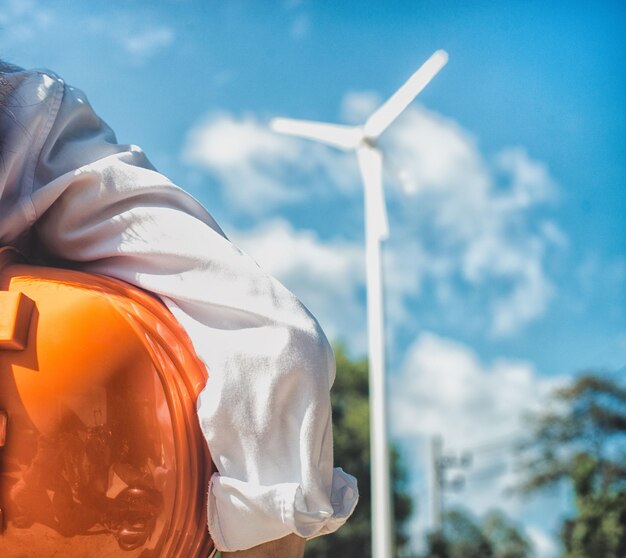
xmin=0 ymin=248 xmax=215 ymax=557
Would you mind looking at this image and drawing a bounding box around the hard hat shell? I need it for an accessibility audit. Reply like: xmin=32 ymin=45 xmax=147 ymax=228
xmin=0 ymin=248 xmax=215 ymax=557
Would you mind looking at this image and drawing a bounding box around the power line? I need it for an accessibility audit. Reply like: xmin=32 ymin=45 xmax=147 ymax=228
xmin=429 ymin=433 xmax=524 ymax=530
xmin=465 ymin=463 xmax=510 ymax=484
xmin=458 ymin=434 xmax=527 ymax=456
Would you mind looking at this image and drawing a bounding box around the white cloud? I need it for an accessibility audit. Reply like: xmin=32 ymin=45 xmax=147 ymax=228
xmin=81 ymin=12 xmax=175 ymax=64
xmin=0 ymin=2 xmax=174 ymax=64
xmin=366 ymin=94 xmax=558 ymax=336
xmin=183 ymin=92 xmax=562 ymax=335
xmin=289 ymin=14 xmax=311 ymax=40
xmin=121 ymin=26 xmax=174 ymax=61
xmin=391 ymin=333 xmax=558 ymax=447
xmin=183 ymin=112 xmax=358 ymax=214
xmin=526 ymin=525 xmax=560 ymax=558
xmin=494 ymin=147 xmax=556 ymax=209
xmin=462 ymin=232 xmax=553 ymax=336
xmin=0 ymin=0 xmax=55 ymax=44
xmin=540 ymin=220 xmax=568 ymax=249
xmin=391 ymin=332 xmax=567 ymax=551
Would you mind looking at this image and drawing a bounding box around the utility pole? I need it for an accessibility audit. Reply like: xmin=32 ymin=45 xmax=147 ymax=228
xmin=430 ymin=435 xmax=444 ymax=530
xmin=429 ymin=435 xmax=473 ymax=532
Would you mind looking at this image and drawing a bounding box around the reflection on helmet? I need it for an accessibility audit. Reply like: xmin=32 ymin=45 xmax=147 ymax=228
xmin=0 ymin=248 xmax=215 ymax=557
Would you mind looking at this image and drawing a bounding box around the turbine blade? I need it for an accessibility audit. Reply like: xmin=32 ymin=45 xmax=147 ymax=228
xmin=270 ymin=117 xmax=362 ymax=151
xmin=363 ymin=49 xmax=448 ymax=139
xmin=357 ymin=145 xmax=389 ymax=241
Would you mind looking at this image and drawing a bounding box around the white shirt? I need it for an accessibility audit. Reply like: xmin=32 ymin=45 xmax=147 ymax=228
xmin=0 ymin=64 xmax=358 ymax=551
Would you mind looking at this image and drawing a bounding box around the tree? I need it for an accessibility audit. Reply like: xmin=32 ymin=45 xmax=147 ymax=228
xmin=482 ymin=510 xmax=534 ymax=558
xmin=517 ymin=372 xmax=626 ymax=557
xmin=423 ymin=508 xmax=532 ymax=558
xmin=560 ymin=453 xmax=626 ymax=558
xmin=304 ymin=344 xmax=413 ymax=558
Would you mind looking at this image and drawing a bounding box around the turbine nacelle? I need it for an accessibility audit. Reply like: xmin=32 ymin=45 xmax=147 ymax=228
xmin=361 ymin=135 xmax=377 ymax=148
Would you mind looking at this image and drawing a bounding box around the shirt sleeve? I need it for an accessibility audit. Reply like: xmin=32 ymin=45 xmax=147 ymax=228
xmin=27 ymin=72 xmax=358 ymax=551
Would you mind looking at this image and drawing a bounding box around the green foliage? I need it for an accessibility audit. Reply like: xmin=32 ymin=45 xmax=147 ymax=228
xmin=518 ymin=373 xmax=626 ymax=492
xmin=517 ymin=372 xmax=626 ymax=557
xmin=304 ymin=344 xmax=413 ymax=558
xmin=482 ymin=510 xmax=534 ymax=558
xmin=423 ymin=508 xmax=532 ymax=558
xmin=442 ymin=508 xmax=493 ymax=558
xmin=560 ymin=454 xmax=626 ymax=558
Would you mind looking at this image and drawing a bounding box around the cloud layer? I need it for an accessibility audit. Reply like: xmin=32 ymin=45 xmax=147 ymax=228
xmin=352 ymin=93 xmax=559 ymax=337
xmin=0 ymin=0 xmax=175 ymax=65
xmin=183 ymin=94 xmax=562 ymax=337
xmin=0 ymin=0 xmax=54 ymax=44
xmin=391 ymin=332 xmax=560 ymax=452
xmin=391 ymin=332 xmax=565 ymax=556
xmin=184 ymin=112 xmax=358 ymax=214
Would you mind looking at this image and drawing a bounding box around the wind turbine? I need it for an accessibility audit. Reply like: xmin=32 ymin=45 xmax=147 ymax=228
xmin=270 ymin=50 xmax=448 ymax=558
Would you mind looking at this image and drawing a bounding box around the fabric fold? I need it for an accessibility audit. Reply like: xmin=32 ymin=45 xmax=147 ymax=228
xmin=208 ymin=468 xmax=358 ymax=552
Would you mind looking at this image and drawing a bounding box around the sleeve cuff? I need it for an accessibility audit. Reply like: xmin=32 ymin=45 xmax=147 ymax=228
xmin=207 ymin=468 xmax=359 ymax=552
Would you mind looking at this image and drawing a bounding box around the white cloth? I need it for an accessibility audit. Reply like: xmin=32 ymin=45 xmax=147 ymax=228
xmin=0 ymin=65 xmax=358 ymax=551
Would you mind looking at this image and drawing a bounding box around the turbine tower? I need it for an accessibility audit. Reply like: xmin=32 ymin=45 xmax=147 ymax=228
xmin=270 ymin=50 xmax=448 ymax=558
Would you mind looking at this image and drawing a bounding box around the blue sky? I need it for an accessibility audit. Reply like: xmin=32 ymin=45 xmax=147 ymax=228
xmin=2 ymin=1 xmax=624 ymax=555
